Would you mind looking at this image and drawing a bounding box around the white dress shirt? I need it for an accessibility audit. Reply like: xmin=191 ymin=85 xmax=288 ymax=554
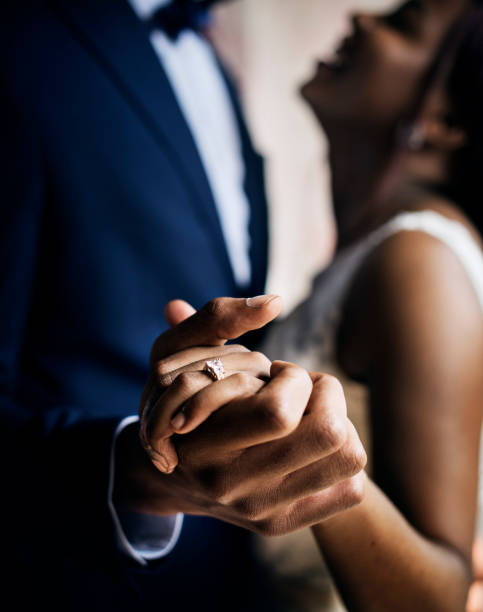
xmin=109 ymin=0 xmax=254 ymax=565
xmin=132 ymin=0 xmax=252 ymax=287
xmin=109 ymin=416 xmax=183 ymax=564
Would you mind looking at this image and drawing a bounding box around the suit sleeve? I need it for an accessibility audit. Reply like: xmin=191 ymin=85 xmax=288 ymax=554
xmin=0 ymin=79 xmax=135 ymax=568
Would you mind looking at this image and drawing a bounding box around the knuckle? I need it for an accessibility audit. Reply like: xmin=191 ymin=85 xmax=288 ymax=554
xmin=340 ymin=449 xmax=363 ymax=478
xmin=251 ymin=351 xmax=271 ymax=367
xmin=309 ymin=370 xmax=324 ymax=384
xmin=339 ymin=435 xmax=367 ymax=476
xmin=284 ymin=362 xmax=312 ymax=382
xmin=224 ymin=344 xmax=249 ymax=354
xmin=297 ymin=364 xmax=313 ymax=384
xmin=323 ymin=373 xmax=345 ymax=397
xmin=156 ymin=359 xmax=172 ymax=377
xmin=300 ymin=367 xmax=314 ymax=387
xmin=203 ymin=298 xmax=225 ymax=320
xmin=310 ymin=413 xmax=347 ymax=456
xmin=260 ymin=397 xmax=297 ymax=435
xmin=322 ymin=414 xmax=348 ymax=453
xmin=250 ymin=352 xmax=272 ymax=378
xmin=157 ymin=369 xmax=175 ymax=387
xmin=324 ymin=376 xmax=347 ymax=412
xmin=231 ymin=371 xmax=253 ymax=388
xmin=352 ymin=444 xmax=368 ymax=474
xmin=342 ymin=474 xmax=366 ymax=507
xmin=174 ymin=371 xmax=198 ymax=395
xmin=200 ymin=298 xmax=229 ymax=341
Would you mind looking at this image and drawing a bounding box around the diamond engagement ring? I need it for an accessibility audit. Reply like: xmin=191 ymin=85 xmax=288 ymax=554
xmin=204 ymin=358 xmax=226 ymax=381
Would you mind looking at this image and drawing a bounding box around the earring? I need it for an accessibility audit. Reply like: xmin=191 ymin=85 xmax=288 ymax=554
xmin=396 ymin=121 xmax=426 ymax=152
xmin=406 ymin=124 xmax=426 ymax=151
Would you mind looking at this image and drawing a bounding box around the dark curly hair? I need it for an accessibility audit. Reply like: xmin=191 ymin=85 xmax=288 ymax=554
xmin=377 ymin=3 xmax=483 ymax=237
xmin=445 ymin=6 xmax=483 ymax=234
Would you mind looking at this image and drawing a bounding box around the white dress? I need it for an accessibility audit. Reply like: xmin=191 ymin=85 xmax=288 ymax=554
xmin=257 ymin=210 xmax=483 ymax=612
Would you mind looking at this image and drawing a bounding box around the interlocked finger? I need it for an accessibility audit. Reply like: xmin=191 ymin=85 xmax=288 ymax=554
xmin=178 ymin=361 xmax=314 ymax=456
xmin=157 ymin=351 xmax=272 ymax=387
xmin=234 ymin=371 xmax=350 ymax=480
xmin=141 ymin=371 xmax=212 ymax=473
xmin=144 ymin=371 xmax=267 ymax=473
xmin=242 ymin=420 xmax=367 ymax=517
xmin=155 ymin=344 xmax=250 ymax=385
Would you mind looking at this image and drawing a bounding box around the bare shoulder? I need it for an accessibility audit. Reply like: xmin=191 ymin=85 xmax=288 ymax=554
xmin=408 ymin=193 xmax=482 ymax=247
xmin=338 ymin=225 xmax=483 ymax=378
xmin=336 ymin=209 xmax=483 ymax=560
xmin=363 ymin=223 xmax=480 ymax=308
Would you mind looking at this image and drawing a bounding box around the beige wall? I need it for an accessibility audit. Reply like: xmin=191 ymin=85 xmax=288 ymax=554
xmin=213 ymin=0 xmax=396 ymax=312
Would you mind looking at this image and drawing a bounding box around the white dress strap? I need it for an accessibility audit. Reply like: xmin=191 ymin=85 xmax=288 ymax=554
xmin=369 ymin=210 xmax=483 ymax=311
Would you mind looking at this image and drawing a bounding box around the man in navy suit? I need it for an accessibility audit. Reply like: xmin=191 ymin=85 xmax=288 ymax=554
xmin=0 ymin=0 xmax=365 ymax=609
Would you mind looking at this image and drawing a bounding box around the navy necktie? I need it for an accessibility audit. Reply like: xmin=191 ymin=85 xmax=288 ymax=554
xmin=148 ymin=1 xmax=214 ymax=40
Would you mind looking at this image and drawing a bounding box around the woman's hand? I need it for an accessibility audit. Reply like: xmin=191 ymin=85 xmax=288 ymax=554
xmin=139 ymin=344 xmax=272 ymax=473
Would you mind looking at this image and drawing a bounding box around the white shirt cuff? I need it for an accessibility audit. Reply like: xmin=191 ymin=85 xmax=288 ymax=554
xmin=108 ymin=415 xmax=184 ymax=566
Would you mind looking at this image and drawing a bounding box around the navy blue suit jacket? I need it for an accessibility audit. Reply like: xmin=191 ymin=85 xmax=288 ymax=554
xmin=1 ymin=1 xmax=277 ymax=609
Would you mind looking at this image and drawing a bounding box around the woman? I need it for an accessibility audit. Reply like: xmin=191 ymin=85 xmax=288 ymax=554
xmin=141 ymin=0 xmax=483 ymax=609
xmin=260 ymin=0 xmax=483 ymax=609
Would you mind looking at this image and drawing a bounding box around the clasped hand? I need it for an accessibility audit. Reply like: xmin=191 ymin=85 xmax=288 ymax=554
xmin=120 ymin=296 xmax=367 ymax=537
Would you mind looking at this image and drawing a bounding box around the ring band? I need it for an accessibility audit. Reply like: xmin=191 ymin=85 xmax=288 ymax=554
xmin=204 ymin=358 xmax=225 ymax=381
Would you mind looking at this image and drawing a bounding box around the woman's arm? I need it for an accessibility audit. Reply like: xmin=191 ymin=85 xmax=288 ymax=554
xmin=312 ymin=229 xmax=483 ymax=611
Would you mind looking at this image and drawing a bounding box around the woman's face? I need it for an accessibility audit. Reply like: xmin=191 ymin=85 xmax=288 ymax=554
xmin=302 ymin=0 xmax=469 ymax=131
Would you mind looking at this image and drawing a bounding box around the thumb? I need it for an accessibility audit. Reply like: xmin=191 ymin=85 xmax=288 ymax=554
xmin=164 ymin=299 xmax=197 ymax=327
xmin=150 ymin=294 xmax=282 ymax=365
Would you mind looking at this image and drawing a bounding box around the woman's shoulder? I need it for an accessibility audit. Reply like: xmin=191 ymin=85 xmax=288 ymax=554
xmin=353 ymin=196 xmax=483 ymax=312
xmin=399 ymin=195 xmax=482 ymax=247
xmin=366 ymin=199 xmax=483 ymax=306
xmin=338 ymin=202 xmax=483 ymax=379
xmin=360 ymin=222 xmax=476 ymax=306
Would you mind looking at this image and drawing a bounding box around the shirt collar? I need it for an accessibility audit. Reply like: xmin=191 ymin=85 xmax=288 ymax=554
xmin=128 ymin=0 xmax=172 ymax=20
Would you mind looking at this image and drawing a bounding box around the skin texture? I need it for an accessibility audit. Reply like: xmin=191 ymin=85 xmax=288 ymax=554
xmin=317 ymin=227 xmax=483 ymax=611
xmin=114 ymin=297 xmax=367 ymax=538
xmin=138 ymin=1 xmax=482 ymax=609
xmin=301 ymin=0 xmax=470 ymax=247
xmin=467 ymin=539 xmax=483 ymax=611
xmin=302 ymin=0 xmax=482 ymax=609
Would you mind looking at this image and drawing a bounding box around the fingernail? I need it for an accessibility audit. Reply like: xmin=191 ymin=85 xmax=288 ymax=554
xmin=246 ymin=294 xmax=279 ymax=308
xmin=171 ymin=412 xmax=187 ymax=431
xmin=154 ymin=455 xmax=171 ymax=474
xmin=147 ymin=447 xmax=170 ymax=473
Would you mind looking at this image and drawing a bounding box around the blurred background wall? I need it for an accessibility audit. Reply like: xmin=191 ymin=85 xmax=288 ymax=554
xmin=212 ymin=0 xmax=397 ymax=313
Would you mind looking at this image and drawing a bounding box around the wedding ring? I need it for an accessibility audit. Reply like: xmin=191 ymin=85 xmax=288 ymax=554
xmin=204 ymin=358 xmax=225 ymax=381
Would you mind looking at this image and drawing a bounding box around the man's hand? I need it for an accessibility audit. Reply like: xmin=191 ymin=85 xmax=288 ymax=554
xmin=148 ymin=294 xmax=282 ymax=364
xmin=116 ymin=364 xmax=366 ymax=536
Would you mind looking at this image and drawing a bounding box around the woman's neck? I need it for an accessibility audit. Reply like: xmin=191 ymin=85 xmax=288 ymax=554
xmin=326 ymin=124 xmax=402 ymax=248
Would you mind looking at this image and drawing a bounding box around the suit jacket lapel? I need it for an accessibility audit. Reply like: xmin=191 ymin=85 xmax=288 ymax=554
xmin=53 ymin=0 xmax=236 ymax=291
xmin=221 ymin=69 xmax=269 ymax=297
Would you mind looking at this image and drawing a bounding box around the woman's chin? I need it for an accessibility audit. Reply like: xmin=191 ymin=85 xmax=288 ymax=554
xmin=300 ymin=68 xmax=346 ymax=126
xmin=299 ymin=86 xmax=331 ymax=129
xmin=300 ymin=81 xmax=323 ymax=113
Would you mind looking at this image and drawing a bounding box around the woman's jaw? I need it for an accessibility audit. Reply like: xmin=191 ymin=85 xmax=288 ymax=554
xmin=301 ymin=0 xmax=471 ymax=246
xmin=301 ymin=0 xmax=470 ymax=132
